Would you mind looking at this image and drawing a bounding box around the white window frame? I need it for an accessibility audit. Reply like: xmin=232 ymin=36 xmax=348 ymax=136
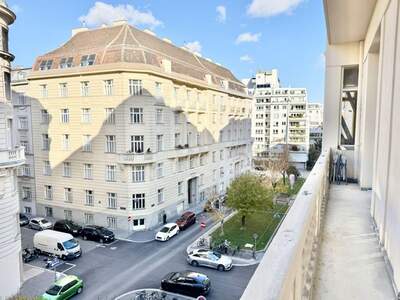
xmin=130 ymin=135 xmax=144 ymax=153
xmin=64 ymin=187 xmax=73 ymax=203
xmin=62 ymin=134 xmax=70 ymax=150
xmin=105 ymin=108 xmax=115 ymax=124
xmin=105 ymin=135 xmax=116 ymax=153
xmin=130 ymin=107 xmax=143 ymax=124
xmin=59 ymin=83 xmax=68 ymax=97
xmin=63 ymin=162 xmax=71 ymax=177
xmin=104 ymin=79 xmax=113 ymax=96
xmin=84 ymin=163 xmax=93 ymax=179
xmin=129 ymin=79 xmax=142 ymax=96
xmin=44 ymin=185 xmax=52 ymax=200
xmin=107 ymin=192 xmax=117 ymax=209
xmin=60 ymin=109 xmax=69 ymax=123
xmin=43 ymin=160 xmax=51 ymax=175
xmin=80 ymin=81 xmax=89 ymax=96
xmin=81 ymin=108 xmax=91 ymax=123
xmin=156 ymin=163 xmax=163 ymax=178
xmin=132 ymin=193 xmax=145 ymax=210
xmin=105 ymin=164 xmax=117 ymax=182
xmin=132 ymin=165 xmax=145 ymax=182
xmin=82 ymin=135 xmax=92 ymax=152
xmin=156 ymin=134 xmax=163 ymax=152
xmin=85 ymin=190 xmax=94 ymax=206
xmin=157 ymin=188 xmax=164 ymax=204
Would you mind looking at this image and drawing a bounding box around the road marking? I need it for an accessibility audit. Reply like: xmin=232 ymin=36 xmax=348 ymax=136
xmin=110 ymin=247 xmax=117 ymax=250
xmin=96 ymin=244 xmax=106 ymax=248
xmin=107 ymin=240 xmax=119 ymax=246
xmin=62 ymin=263 xmax=76 ymax=273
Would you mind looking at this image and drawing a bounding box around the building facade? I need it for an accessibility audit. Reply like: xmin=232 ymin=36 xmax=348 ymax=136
xmin=0 ymin=2 xmax=25 ymax=298
xmin=249 ymin=70 xmax=309 ymax=169
xmin=11 ymin=67 xmax=36 ymax=216
xmin=323 ymin=0 xmax=400 ymax=293
xmin=308 ymin=103 xmax=323 ymax=145
xmin=26 ymin=21 xmax=252 ymax=231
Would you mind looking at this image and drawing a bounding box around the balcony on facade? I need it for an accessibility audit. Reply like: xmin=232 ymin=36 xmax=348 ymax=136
xmin=241 ymin=150 xmax=395 ymax=300
xmin=0 ymin=146 xmax=25 ymax=168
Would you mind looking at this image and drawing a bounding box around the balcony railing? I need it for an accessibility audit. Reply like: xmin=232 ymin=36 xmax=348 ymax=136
xmin=0 ymin=147 xmax=25 ymax=168
xmin=241 ymin=150 xmax=330 ymax=300
xmin=118 ymin=152 xmax=155 ymax=164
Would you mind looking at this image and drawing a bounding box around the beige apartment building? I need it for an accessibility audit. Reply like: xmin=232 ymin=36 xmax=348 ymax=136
xmin=25 ymin=21 xmax=252 ymax=231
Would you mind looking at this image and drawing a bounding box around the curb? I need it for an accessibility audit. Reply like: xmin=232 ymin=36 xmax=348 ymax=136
xmin=116 ymin=237 xmax=155 ymax=243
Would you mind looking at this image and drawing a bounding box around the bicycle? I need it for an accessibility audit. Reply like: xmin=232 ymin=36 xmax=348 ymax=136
xmin=197 ymin=237 xmax=208 ymax=248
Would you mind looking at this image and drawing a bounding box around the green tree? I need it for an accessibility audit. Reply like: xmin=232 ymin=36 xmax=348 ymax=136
xmin=226 ymin=174 xmax=273 ymax=227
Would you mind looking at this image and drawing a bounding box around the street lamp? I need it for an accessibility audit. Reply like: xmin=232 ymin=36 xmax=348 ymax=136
xmin=252 ymin=233 xmax=258 ymax=259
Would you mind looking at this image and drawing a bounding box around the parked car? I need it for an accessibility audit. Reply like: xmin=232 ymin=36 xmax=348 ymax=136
xmin=53 ymin=220 xmax=82 ymax=236
xmin=155 ymin=223 xmax=179 ymax=241
xmin=29 ymin=217 xmax=52 ymax=231
xmin=187 ymin=249 xmax=233 ymax=271
xmin=19 ymin=213 xmax=29 ymax=226
xmin=176 ymin=211 xmax=196 ymax=230
xmin=81 ymin=225 xmax=115 ymax=243
xmin=41 ymin=275 xmax=83 ymax=299
xmin=161 ymin=271 xmax=211 ymax=297
xmin=22 ymin=248 xmax=38 ymax=263
xmin=34 ymin=230 xmax=81 ymax=260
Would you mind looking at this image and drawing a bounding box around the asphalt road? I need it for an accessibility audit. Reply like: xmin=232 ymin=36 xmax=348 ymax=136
xmin=21 ymin=222 xmax=257 ymax=300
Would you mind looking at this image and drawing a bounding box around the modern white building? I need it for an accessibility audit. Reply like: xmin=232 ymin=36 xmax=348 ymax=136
xmin=23 ymin=21 xmax=252 ymax=232
xmin=247 ymin=69 xmax=309 ymax=169
xmin=11 ymin=67 xmax=36 ymax=216
xmin=0 ymin=2 xmax=25 ymax=298
xmin=308 ymin=103 xmax=323 ymax=145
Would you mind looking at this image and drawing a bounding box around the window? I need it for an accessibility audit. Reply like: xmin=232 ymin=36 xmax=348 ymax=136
xmin=200 ymin=154 xmax=205 ymax=166
xmin=60 ymin=109 xmax=69 ymax=123
xmin=105 ymin=135 xmax=116 ymax=153
xmin=64 ymin=187 xmax=73 ymax=203
xmin=213 ymin=170 xmax=217 ymax=181
xmin=79 ymin=81 xmax=89 ymax=96
xmin=174 ymin=112 xmax=180 ymax=124
xmin=81 ymin=108 xmax=91 ymax=123
xmin=82 ymin=135 xmax=92 ymax=152
xmin=200 ymin=191 xmax=205 ymax=202
xmin=177 ymin=158 xmax=185 ymax=172
xmin=21 ymin=186 xmax=32 ymax=201
xmin=59 ymin=83 xmax=68 ymax=97
xmin=132 ymin=193 xmax=145 ymax=210
xmin=156 ymin=109 xmax=163 ymax=123
xmin=220 ymin=150 xmax=224 ymax=160
xmin=21 ymin=164 xmax=31 ymax=176
xmin=44 ymin=185 xmax=53 ymax=200
xmin=132 ymin=165 xmax=145 ymax=182
xmin=62 ymin=134 xmax=70 ymax=150
xmin=107 ymin=192 xmax=117 ymax=209
xmin=129 ymin=79 xmax=142 ymax=96
xmin=130 ymin=107 xmax=143 ymax=124
xmin=24 ymin=206 xmax=32 ymax=214
xmin=155 ymin=82 xmax=162 ymax=97
xmin=174 ymin=133 xmax=180 ymax=147
xmin=133 ymin=218 xmax=145 ymax=227
xmin=63 ymin=162 xmax=71 ymax=177
xmin=105 ymin=108 xmax=115 ymax=124
xmin=157 ymin=188 xmax=164 ymax=203
xmin=39 ymin=60 xmax=53 ymax=70
xmin=178 ymin=181 xmax=183 ymax=195
xmin=156 ymin=163 xmax=163 ymax=178
xmin=40 ymin=84 xmax=48 ymax=98
xmin=220 ymin=167 xmax=224 ymax=177
xmin=41 ymin=109 xmax=49 ymax=124
xmin=84 ymin=213 xmax=94 ymax=224
xmin=156 ymin=135 xmax=163 ymax=152
xmin=105 ymin=165 xmax=116 ymax=182
xmin=45 ymin=207 xmax=53 ymax=217
xmin=85 ymin=190 xmax=94 ymax=206
xmin=200 ymin=174 xmax=204 ymax=186
xmin=130 ymin=135 xmax=144 ymax=153
xmin=104 ymin=79 xmax=113 ymax=96
xmin=341 ymin=66 xmax=359 ymax=146
xmin=84 ymin=163 xmax=93 ymax=179
xmin=43 ymin=160 xmax=51 ymax=175
xmin=107 ymin=216 xmax=117 ymax=229
xmin=212 ymin=151 xmax=216 ymax=163
xmin=18 ymin=117 xmax=28 ymax=130
xmin=59 ymin=57 xmax=73 ymax=69
xmin=190 ymin=156 xmax=195 ymax=169
xmin=64 ymin=210 xmax=72 ymax=221
xmin=80 ymin=54 xmax=96 ymax=66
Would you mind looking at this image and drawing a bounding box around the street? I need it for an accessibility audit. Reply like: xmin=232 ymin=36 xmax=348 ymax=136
xmin=20 ymin=220 xmax=257 ymax=300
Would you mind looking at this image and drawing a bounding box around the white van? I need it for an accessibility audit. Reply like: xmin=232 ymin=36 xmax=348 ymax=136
xmin=33 ymin=230 xmax=81 ymax=260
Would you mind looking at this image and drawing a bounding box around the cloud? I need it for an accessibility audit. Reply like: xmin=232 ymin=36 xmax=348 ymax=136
xmin=216 ymin=5 xmax=226 ymax=23
xmin=240 ymin=55 xmax=253 ymax=62
xmin=79 ymin=2 xmax=162 ymax=29
xmin=235 ymin=32 xmax=261 ymax=44
xmin=184 ymin=41 xmax=202 ymax=54
xmin=247 ymin=0 xmax=304 ymax=18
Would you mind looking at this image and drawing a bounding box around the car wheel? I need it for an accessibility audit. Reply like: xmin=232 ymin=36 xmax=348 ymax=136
xmin=99 ymin=238 xmax=104 ymax=243
xmin=77 ymin=287 xmax=83 ymax=294
xmin=83 ymin=235 xmax=87 ymax=240
xmin=191 ymin=260 xmax=199 ymax=267
xmin=217 ymin=264 xmax=225 ymax=272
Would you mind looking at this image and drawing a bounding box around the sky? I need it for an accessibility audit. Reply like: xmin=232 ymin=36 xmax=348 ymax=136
xmin=8 ymin=0 xmax=326 ymax=103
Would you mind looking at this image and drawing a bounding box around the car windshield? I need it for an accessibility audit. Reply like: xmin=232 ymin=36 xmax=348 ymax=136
xmin=41 ymin=219 xmax=50 ymax=224
xmin=46 ymin=284 xmax=62 ymax=295
xmin=212 ymin=251 xmax=221 ymax=258
xmin=177 ymin=217 xmax=185 ymax=222
xmin=171 ymin=272 xmax=181 ymax=280
xmin=97 ymin=227 xmax=111 ymax=235
xmin=160 ymin=227 xmax=169 ymax=233
xmin=63 ymin=239 xmax=78 ymax=250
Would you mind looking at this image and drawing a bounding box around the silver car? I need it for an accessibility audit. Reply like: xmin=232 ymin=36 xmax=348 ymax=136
xmin=29 ymin=217 xmax=53 ymax=231
xmin=187 ymin=249 xmax=233 ymax=271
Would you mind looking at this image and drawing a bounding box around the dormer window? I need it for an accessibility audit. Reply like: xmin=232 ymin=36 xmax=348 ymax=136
xmin=80 ymin=54 xmax=96 ymax=66
xmin=39 ymin=60 xmax=53 ymax=70
xmin=59 ymin=57 xmax=73 ymax=69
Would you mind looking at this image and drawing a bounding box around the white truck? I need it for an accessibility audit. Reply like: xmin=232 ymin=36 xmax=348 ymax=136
xmin=33 ymin=230 xmax=82 ymax=260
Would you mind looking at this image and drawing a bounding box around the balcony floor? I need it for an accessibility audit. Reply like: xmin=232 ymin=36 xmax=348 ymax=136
xmin=313 ymin=184 xmax=395 ymax=300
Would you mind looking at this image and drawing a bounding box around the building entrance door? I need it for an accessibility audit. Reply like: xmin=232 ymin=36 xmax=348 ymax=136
xmin=188 ymin=177 xmax=198 ymax=205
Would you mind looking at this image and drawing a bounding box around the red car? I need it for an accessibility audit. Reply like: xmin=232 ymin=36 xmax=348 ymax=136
xmin=176 ymin=211 xmax=196 ymax=230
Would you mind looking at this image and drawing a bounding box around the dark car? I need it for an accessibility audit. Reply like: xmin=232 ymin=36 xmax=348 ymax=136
xmin=53 ymin=220 xmax=83 ymax=236
xmin=19 ymin=213 xmax=29 ymax=226
xmin=81 ymin=225 xmax=115 ymax=243
xmin=161 ymin=271 xmax=210 ymax=297
xmin=22 ymin=248 xmax=38 ymax=263
xmin=176 ymin=211 xmax=196 ymax=230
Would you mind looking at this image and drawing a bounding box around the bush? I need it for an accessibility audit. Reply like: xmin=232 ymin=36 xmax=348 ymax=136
xmin=286 ymin=165 xmax=300 ymax=177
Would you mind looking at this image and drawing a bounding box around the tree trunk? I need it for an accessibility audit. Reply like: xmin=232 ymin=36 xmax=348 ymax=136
xmin=241 ymin=215 xmax=246 ymax=227
xmin=283 ymin=173 xmax=286 ymax=185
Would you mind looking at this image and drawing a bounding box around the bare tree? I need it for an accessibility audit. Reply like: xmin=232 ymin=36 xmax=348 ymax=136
xmin=204 ymin=190 xmax=225 ymax=235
